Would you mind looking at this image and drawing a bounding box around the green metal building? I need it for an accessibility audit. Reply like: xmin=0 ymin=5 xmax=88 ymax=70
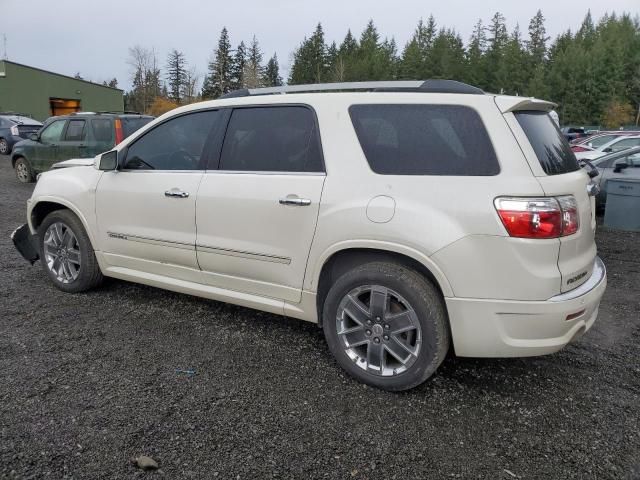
xmin=0 ymin=60 xmax=123 ymax=121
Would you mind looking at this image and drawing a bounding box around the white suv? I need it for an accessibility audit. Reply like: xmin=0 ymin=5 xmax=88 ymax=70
xmin=12 ymin=80 xmax=607 ymax=391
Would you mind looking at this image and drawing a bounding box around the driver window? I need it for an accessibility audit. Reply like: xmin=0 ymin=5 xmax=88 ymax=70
xmin=40 ymin=120 xmax=67 ymax=144
xmin=123 ymin=110 xmax=220 ymax=170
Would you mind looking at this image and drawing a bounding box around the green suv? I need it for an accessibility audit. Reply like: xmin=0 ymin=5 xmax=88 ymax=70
xmin=11 ymin=112 xmax=154 ymax=182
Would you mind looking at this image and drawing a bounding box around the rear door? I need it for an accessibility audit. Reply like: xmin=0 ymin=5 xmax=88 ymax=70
xmin=508 ymin=109 xmax=596 ymax=293
xmin=195 ymin=105 xmax=325 ymax=302
xmin=58 ymin=118 xmax=89 ymax=160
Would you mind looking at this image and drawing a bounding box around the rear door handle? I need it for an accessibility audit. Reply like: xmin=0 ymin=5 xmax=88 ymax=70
xmin=279 ymin=196 xmax=311 ymax=206
xmin=165 ymin=188 xmax=189 ymax=198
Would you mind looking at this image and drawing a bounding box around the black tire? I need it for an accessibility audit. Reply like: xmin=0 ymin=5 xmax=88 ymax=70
xmin=38 ymin=209 xmax=103 ymax=293
xmin=322 ymin=261 xmax=450 ymax=391
xmin=14 ymin=157 xmax=34 ymax=183
xmin=0 ymin=138 xmax=9 ymax=155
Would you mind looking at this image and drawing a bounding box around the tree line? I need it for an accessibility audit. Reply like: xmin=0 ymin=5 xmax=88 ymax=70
xmin=124 ymin=10 xmax=640 ymax=127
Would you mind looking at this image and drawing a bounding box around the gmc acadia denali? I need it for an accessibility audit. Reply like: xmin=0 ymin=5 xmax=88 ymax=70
xmin=12 ymin=80 xmax=606 ymax=391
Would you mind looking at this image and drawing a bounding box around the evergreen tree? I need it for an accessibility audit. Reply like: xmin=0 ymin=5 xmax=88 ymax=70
xmin=465 ymin=19 xmax=487 ymax=88
xmin=166 ymin=49 xmax=187 ymax=104
xmin=262 ymin=54 xmax=282 ymax=86
xmin=202 ymin=27 xmax=233 ymax=99
xmin=349 ymin=20 xmax=397 ymax=81
xmin=526 ymin=10 xmax=549 ymax=98
xmin=230 ymin=41 xmax=247 ymax=90
xmin=429 ymin=28 xmax=466 ymax=81
xmin=244 ymin=36 xmax=264 ymax=89
xmin=333 ymin=30 xmax=359 ymax=81
xmin=289 ymin=23 xmax=327 ymax=84
xmin=485 ymin=12 xmax=509 ymax=92
xmin=496 ymin=25 xmax=528 ymax=94
xmin=527 ymin=10 xmax=549 ymax=66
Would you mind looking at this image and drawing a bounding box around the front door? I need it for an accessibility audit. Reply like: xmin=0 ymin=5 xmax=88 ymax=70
xmin=196 ymin=105 xmax=325 ymax=302
xmin=95 ymin=109 xmax=223 ymax=279
xmin=31 ymin=118 xmax=66 ymax=171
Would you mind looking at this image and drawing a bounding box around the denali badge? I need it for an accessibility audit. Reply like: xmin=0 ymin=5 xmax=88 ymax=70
xmin=567 ymin=270 xmax=588 ymax=285
xmin=108 ymin=232 xmax=128 ymax=240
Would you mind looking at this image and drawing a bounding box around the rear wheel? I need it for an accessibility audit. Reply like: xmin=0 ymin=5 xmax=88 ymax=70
xmin=322 ymin=261 xmax=450 ymax=391
xmin=0 ymin=138 xmax=9 ymax=155
xmin=38 ymin=210 xmax=103 ymax=293
xmin=14 ymin=157 xmax=34 ymax=183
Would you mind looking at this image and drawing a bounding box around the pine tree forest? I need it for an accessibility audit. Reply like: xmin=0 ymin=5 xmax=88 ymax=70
xmin=124 ymin=10 xmax=640 ymax=127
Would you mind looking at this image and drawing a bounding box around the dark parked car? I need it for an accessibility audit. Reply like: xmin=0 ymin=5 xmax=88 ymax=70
xmin=581 ymin=145 xmax=640 ymax=209
xmin=0 ymin=113 xmax=43 ymax=155
xmin=560 ymin=126 xmax=587 ymax=142
xmin=11 ymin=112 xmax=154 ymax=182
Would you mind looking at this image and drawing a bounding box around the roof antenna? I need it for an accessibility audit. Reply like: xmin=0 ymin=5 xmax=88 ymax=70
xmin=2 ymin=34 xmax=7 ymax=60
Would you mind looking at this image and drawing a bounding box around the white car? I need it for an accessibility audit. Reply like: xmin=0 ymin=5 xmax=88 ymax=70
xmin=575 ymin=135 xmax=640 ymax=161
xmin=12 ymin=80 xmax=606 ymax=391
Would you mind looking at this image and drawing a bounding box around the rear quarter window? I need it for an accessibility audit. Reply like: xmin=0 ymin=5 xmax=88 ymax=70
xmin=121 ymin=117 xmax=153 ymax=138
xmin=515 ymin=111 xmax=579 ymax=175
xmin=349 ymin=104 xmax=499 ymax=175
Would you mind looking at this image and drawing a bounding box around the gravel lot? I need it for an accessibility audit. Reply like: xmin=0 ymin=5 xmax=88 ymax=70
xmin=0 ymin=156 xmax=638 ymax=479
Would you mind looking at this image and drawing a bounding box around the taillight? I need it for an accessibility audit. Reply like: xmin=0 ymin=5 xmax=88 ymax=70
xmin=10 ymin=125 xmax=19 ymax=136
xmin=557 ymin=195 xmax=579 ymax=236
xmin=114 ymin=119 xmax=124 ymax=146
xmin=494 ymin=196 xmax=580 ymax=239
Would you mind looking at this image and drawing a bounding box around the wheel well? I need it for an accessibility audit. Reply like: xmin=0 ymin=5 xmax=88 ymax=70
xmin=31 ymin=202 xmax=69 ymax=231
xmin=315 ymin=248 xmax=445 ymax=326
xmin=11 ymin=154 xmax=24 ymax=168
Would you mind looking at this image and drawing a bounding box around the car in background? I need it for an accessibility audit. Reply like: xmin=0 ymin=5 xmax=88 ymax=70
xmin=560 ymin=126 xmax=587 ymax=142
xmin=0 ymin=113 xmax=43 ymax=155
xmin=10 ymin=112 xmax=154 ymax=182
xmin=582 ymin=146 xmax=640 ymax=209
xmin=575 ymin=135 xmax=640 ymax=161
xmin=571 ymin=131 xmax=640 ymax=152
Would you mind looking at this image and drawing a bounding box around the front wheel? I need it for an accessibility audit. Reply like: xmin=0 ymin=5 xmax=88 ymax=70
xmin=14 ymin=157 xmax=34 ymax=183
xmin=322 ymin=262 xmax=450 ymax=391
xmin=38 ymin=209 xmax=103 ymax=293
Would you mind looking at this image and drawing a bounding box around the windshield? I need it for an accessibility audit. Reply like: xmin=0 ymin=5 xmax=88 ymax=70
xmin=515 ymin=111 xmax=580 ymax=175
xmin=7 ymin=116 xmax=42 ymax=126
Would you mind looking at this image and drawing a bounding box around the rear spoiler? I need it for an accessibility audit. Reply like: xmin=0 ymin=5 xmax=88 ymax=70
xmin=494 ymin=96 xmax=557 ymax=113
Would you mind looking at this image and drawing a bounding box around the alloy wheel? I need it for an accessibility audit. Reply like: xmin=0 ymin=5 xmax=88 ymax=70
xmin=43 ymin=222 xmax=81 ymax=284
xmin=0 ymin=139 xmax=8 ymax=154
xmin=335 ymin=285 xmax=422 ymax=376
xmin=15 ymin=161 xmax=29 ymax=182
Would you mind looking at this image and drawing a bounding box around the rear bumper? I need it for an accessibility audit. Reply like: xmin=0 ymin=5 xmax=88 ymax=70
xmin=11 ymin=224 xmax=39 ymax=264
xmin=446 ymin=257 xmax=607 ymax=357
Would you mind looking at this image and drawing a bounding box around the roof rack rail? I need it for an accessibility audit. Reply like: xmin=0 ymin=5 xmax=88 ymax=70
xmin=95 ymin=110 xmax=144 ymax=115
xmin=218 ymin=80 xmax=484 ymax=99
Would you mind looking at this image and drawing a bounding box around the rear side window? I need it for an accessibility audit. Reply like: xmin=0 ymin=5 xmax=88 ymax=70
xmin=515 ymin=111 xmax=579 ymax=175
xmin=64 ymin=119 xmax=86 ymax=141
xmin=121 ymin=117 xmax=153 ymax=138
xmin=349 ymin=104 xmax=499 ymax=176
xmin=219 ymin=106 xmax=323 ymax=173
xmin=91 ymin=118 xmax=113 ymax=143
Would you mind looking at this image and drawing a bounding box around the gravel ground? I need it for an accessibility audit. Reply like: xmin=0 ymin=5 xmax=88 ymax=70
xmin=0 ymin=156 xmax=638 ymax=479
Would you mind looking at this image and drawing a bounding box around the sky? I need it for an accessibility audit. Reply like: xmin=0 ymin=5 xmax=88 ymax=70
xmin=1 ymin=0 xmax=637 ymax=91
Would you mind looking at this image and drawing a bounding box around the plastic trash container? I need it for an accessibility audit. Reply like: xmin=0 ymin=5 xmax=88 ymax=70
xmin=604 ymin=179 xmax=640 ymax=232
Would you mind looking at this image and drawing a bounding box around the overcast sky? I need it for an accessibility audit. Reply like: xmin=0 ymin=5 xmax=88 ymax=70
xmin=2 ymin=0 xmax=637 ymax=91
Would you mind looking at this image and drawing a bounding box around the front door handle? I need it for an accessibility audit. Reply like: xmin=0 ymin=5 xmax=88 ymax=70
xmin=165 ymin=188 xmax=189 ymax=198
xmin=279 ymin=196 xmax=311 ymax=206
